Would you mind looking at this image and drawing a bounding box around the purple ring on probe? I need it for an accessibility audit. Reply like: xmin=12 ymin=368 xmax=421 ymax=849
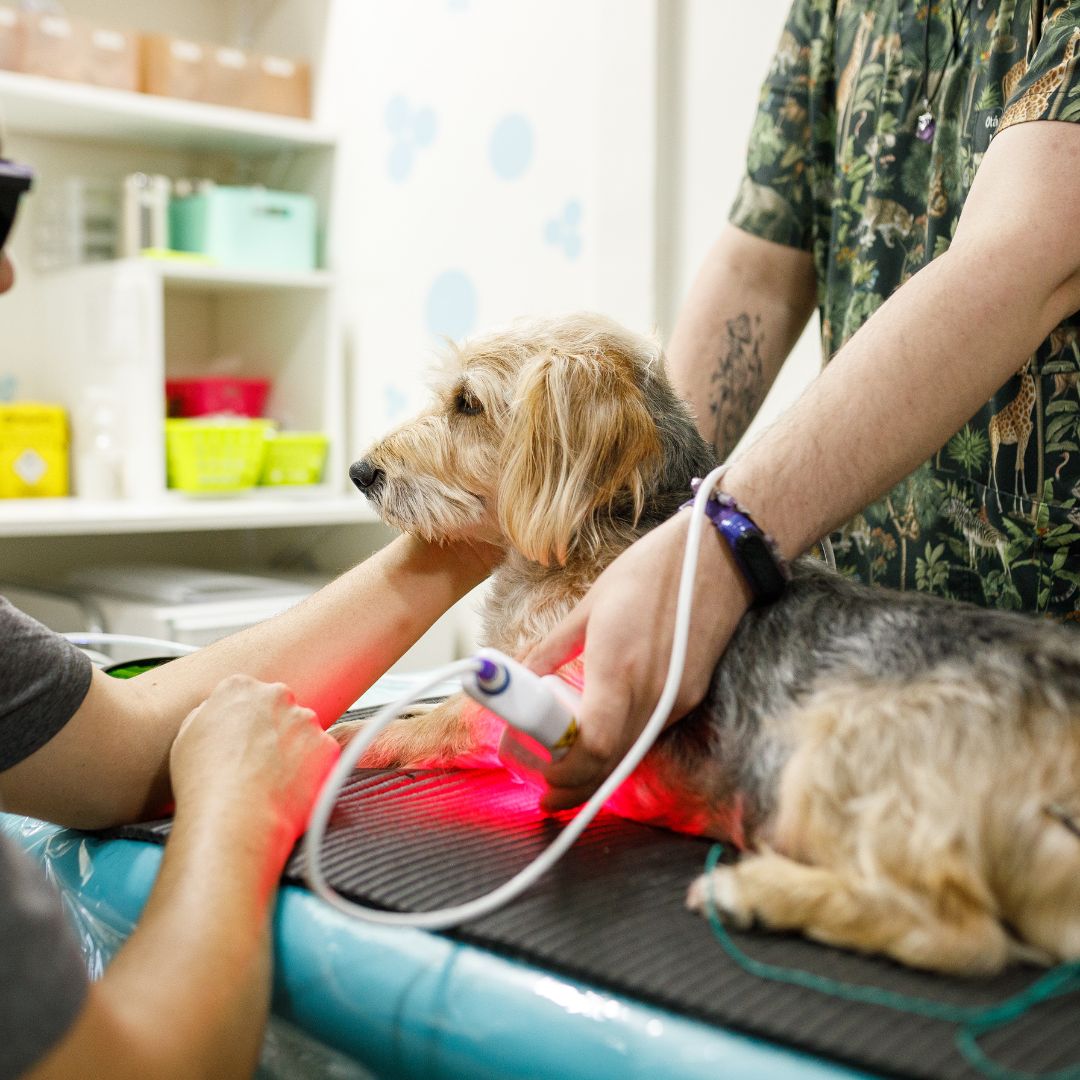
xmin=474 ymin=656 xmax=509 ymax=693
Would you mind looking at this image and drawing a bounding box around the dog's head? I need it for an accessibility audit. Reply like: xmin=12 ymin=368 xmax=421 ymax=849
xmin=350 ymin=312 xmax=715 ymax=566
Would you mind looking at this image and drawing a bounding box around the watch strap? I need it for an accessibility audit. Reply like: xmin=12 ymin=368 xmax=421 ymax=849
xmin=680 ymin=483 xmax=790 ymax=607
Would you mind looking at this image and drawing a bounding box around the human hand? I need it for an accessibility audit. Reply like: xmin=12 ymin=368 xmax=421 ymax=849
xmin=517 ymin=510 xmax=752 ymax=811
xmin=170 ymin=675 xmax=339 ymax=846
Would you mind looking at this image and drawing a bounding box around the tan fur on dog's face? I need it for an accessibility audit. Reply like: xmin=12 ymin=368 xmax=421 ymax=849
xmin=354 ymin=313 xmax=667 ymax=566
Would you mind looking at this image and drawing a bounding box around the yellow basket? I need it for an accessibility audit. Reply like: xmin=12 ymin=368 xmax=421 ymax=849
xmin=165 ymin=418 xmax=273 ymax=492
xmin=258 ymin=431 xmax=329 ymax=486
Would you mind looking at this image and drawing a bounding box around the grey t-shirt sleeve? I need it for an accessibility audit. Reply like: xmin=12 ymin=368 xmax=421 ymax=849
xmin=0 ymin=597 xmax=93 ymax=770
xmin=0 ymin=833 xmax=89 ymax=1079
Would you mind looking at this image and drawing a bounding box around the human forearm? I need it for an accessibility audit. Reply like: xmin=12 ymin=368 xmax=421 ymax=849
xmin=29 ymin=811 xmax=286 ymax=1079
xmin=722 ymin=237 xmax=1080 ymax=560
xmin=721 ymin=121 xmax=1080 ymax=557
xmin=28 ymin=678 xmax=337 ymax=1079
xmin=667 ymin=224 xmax=817 ymax=460
xmin=2 ymin=533 xmax=492 ymax=828
xmin=140 ymin=533 xmax=491 ymax=725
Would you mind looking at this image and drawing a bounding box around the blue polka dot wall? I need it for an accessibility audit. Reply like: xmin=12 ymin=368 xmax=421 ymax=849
xmin=426 ymin=270 xmax=479 ymax=341
xmin=489 ymin=114 xmax=534 ymax=181
xmin=386 ymin=95 xmax=439 ymax=183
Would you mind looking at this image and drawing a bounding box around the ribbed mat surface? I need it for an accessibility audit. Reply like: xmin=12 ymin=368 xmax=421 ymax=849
xmin=110 ymin=762 xmax=1080 ymax=1080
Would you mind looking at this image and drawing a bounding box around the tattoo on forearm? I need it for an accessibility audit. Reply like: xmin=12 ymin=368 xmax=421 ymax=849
xmin=708 ymin=312 xmax=766 ymax=459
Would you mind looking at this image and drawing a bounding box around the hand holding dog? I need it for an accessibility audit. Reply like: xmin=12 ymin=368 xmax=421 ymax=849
xmin=523 ymin=511 xmax=753 ymax=811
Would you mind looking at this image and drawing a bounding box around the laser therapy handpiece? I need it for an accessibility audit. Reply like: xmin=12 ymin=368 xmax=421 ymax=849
xmin=461 ymin=647 xmax=581 ymax=758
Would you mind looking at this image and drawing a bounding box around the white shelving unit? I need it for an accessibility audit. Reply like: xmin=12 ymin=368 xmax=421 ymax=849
xmin=0 ymin=492 xmax=374 ymax=538
xmin=23 ymin=255 xmax=347 ymax=508
xmin=0 ymin=0 xmax=476 ymax=671
xmin=0 ymin=0 xmax=354 ymax=542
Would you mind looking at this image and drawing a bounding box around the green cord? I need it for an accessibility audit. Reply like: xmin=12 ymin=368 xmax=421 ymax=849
xmin=702 ymin=844 xmax=1080 ymax=1080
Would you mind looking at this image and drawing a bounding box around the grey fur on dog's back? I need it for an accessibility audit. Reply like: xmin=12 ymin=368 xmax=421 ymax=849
xmin=666 ymin=559 xmax=1080 ymax=837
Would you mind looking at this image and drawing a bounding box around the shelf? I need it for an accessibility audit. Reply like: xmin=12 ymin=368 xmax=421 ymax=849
xmin=0 ymin=70 xmax=336 ymax=153
xmin=149 ymin=259 xmax=334 ymax=292
xmin=0 ymin=493 xmax=379 ymax=537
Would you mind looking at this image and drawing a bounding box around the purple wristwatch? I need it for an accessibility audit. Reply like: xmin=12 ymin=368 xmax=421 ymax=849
xmin=680 ymin=481 xmax=790 ymax=607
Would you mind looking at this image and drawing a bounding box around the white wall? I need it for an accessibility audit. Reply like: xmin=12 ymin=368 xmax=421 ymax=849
xmin=326 ymin=0 xmax=821 ymax=460
xmin=323 ymin=0 xmax=659 ymax=460
xmin=656 ymin=0 xmax=820 ymax=446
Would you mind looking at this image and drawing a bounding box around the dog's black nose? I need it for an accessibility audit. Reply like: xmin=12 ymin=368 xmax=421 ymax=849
xmin=350 ymin=459 xmax=384 ymax=493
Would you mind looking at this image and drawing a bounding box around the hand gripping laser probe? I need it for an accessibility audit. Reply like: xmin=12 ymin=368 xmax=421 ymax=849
xmin=303 ymin=463 xmax=729 ymax=930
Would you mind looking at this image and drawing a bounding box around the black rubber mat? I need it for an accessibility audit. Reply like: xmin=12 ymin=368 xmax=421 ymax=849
xmin=108 ymin=746 xmax=1080 ymax=1080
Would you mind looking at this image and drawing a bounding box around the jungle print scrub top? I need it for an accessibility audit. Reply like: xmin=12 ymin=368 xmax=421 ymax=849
xmin=731 ymin=0 xmax=1080 ymax=616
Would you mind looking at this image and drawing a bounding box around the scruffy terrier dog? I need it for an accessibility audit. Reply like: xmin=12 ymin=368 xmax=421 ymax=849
xmin=340 ymin=312 xmax=1080 ymax=976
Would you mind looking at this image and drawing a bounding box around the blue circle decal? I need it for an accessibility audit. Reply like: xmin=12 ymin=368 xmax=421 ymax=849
xmin=413 ymin=107 xmax=437 ymax=147
xmin=489 ymin=114 xmax=534 ymax=180
xmin=388 ymin=142 xmax=412 ymax=183
xmin=426 ymin=270 xmax=478 ymax=340
xmin=385 ymin=95 xmax=410 ymax=134
xmin=544 ymin=199 xmax=585 ymax=260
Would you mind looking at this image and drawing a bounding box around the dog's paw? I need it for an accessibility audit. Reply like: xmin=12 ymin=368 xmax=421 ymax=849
xmin=329 ymin=717 xmax=365 ymax=748
xmin=686 ymin=868 xmax=753 ymax=929
xmin=327 ymin=717 xmax=411 ymax=767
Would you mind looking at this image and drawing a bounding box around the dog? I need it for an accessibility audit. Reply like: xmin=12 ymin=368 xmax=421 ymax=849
xmin=338 ymin=311 xmax=1080 ymax=976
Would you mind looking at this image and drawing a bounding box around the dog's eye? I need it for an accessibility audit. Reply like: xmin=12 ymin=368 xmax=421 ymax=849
xmin=454 ymin=390 xmax=484 ymax=416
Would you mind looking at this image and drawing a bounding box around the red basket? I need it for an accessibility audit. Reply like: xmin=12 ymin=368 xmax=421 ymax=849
xmin=166 ymin=377 xmax=271 ymax=418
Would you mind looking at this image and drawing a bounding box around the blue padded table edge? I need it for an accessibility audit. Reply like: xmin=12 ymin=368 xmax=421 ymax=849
xmin=2 ymin=814 xmax=877 ymax=1080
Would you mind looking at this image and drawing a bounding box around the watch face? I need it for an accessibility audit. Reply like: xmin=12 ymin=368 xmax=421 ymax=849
xmin=735 ymin=532 xmax=787 ymax=600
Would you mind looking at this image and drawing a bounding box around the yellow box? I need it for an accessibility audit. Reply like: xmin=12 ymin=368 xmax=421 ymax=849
xmin=0 ymin=403 xmax=70 ymax=497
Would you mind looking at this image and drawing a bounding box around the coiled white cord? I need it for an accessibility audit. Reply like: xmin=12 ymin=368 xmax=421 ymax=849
xmin=303 ymin=463 xmax=729 ymax=929
xmin=62 ymin=632 xmax=201 ymax=656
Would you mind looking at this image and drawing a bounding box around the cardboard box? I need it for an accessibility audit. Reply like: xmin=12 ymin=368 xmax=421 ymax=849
xmin=141 ymin=33 xmax=207 ymax=103
xmin=0 ymin=6 xmax=23 ymax=72
xmin=246 ymin=54 xmax=310 ymax=118
xmin=203 ymin=44 xmax=250 ymax=109
xmin=84 ymin=25 xmax=139 ymax=92
xmin=19 ymin=12 xmax=139 ymax=91
xmin=142 ymin=32 xmax=310 ymax=118
xmin=21 ymin=12 xmax=81 ymax=83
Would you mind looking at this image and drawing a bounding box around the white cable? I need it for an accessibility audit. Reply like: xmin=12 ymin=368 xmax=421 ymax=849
xmin=303 ymin=463 xmax=728 ymax=930
xmin=61 ymin=632 xmax=200 ymax=656
xmin=819 ymin=534 xmax=837 ymax=569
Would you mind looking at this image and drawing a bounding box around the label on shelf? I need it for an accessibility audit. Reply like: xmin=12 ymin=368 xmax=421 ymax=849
xmin=40 ymin=16 xmax=72 ymax=39
xmin=171 ymin=39 xmax=203 ymax=63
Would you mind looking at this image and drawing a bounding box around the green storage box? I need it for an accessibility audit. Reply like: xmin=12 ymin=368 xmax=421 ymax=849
xmin=169 ymin=185 xmax=317 ymax=272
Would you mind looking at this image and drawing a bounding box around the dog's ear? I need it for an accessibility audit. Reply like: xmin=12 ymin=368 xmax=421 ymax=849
xmin=498 ymin=348 xmax=662 ymax=565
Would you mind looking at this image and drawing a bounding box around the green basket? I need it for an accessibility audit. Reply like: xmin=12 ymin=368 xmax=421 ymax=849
xmin=165 ymin=419 xmax=273 ymax=492
xmin=258 ymin=432 xmax=329 ymax=486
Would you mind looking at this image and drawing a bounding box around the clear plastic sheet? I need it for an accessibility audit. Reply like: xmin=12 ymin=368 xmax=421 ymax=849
xmin=2 ymin=814 xmax=376 ymax=1080
xmin=6 ymin=815 xmax=134 ymax=979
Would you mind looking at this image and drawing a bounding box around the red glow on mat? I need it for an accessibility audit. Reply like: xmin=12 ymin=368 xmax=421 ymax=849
xmin=343 ymin=768 xmax=574 ymax=841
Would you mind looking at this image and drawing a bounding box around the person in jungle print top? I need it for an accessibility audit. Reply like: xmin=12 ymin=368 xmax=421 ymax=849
xmin=713 ymin=0 xmax=1080 ymax=612
xmin=520 ymin=1 xmax=1080 ymax=816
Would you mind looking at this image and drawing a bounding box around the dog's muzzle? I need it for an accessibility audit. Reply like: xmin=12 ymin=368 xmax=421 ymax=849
xmin=350 ymin=459 xmax=385 ymax=496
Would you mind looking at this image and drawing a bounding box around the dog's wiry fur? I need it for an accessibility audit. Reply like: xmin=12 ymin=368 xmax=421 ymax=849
xmin=339 ymin=311 xmax=1080 ymax=975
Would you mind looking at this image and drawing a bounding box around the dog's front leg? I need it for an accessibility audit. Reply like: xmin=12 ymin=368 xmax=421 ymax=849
xmin=331 ymin=693 xmax=504 ymax=770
